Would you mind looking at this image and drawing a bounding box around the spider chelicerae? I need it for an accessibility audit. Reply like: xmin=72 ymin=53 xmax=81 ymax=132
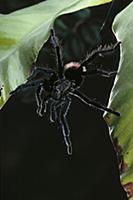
xmin=10 ymin=29 xmax=120 ymax=155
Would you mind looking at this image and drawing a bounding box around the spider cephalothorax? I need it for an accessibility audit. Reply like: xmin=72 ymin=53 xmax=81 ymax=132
xmin=10 ymin=29 xmax=120 ymax=155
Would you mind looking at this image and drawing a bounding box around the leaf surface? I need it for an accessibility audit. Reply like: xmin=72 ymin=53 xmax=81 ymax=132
xmin=104 ymin=2 xmax=133 ymax=199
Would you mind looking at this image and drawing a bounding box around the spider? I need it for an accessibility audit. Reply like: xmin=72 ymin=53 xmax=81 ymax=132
xmin=10 ymin=29 xmax=120 ymax=155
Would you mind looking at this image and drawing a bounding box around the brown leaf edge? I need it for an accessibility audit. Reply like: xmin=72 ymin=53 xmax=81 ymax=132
xmin=113 ymin=137 xmax=128 ymax=175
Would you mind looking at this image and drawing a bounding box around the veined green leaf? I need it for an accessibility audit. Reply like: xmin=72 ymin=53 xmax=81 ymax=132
xmin=0 ymin=0 xmax=111 ymax=108
xmin=104 ymin=2 xmax=133 ymax=199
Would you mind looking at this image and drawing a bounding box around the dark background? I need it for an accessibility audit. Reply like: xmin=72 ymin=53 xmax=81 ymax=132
xmin=1 ymin=0 xmax=132 ymax=200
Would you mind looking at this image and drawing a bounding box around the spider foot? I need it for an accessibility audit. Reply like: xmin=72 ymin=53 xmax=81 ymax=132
xmin=49 ymin=109 xmax=57 ymax=123
xmin=98 ymin=69 xmax=117 ymax=77
xmin=49 ymin=115 xmax=55 ymax=123
xmin=60 ymin=118 xmax=72 ymax=155
xmin=64 ymin=135 xmax=72 ymax=155
xmin=36 ymin=106 xmax=43 ymax=117
xmin=113 ymin=41 xmax=121 ymax=49
xmin=71 ymin=90 xmax=120 ymax=117
xmin=66 ymin=144 xmax=72 ymax=155
xmin=37 ymin=101 xmax=47 ymax=117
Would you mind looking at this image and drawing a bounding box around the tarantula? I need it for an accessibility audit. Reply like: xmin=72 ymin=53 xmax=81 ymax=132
xmin=10 ymin=29 xmax=120 ymax=155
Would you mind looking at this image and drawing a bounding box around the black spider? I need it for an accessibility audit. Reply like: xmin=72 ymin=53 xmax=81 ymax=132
xmin=10 ymin=29 xmax=120 ymax=155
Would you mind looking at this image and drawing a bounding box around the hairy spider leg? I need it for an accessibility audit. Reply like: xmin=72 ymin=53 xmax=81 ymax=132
xmin=49 ymin=99 xmax=65 ymax=123
xmin=46 ymin=96 xmax=72 ymax=154
xmin=35 ymin=84 xmax=44 ymax=115
xmin=35 ymin=83 xmax=51 ymax=117
xmin=49 ymin=99 xmax=58 ymax=123
xmin=86 ymin=67 xmax=117 ymax=77
xmin=49 ymin=95 xmax=71 ymax=123
xmin=58 ymin=96 xmax=72 ymax=155
xmin=71 ymin=90 xmax=120 ymax=116
xmin=38 ymin=95 xmax=49 ymax=117
xmin=10 ymin=80 xmax=42 ymax=95
xmin=27 ymin=67 xmax=56 ymax=82
xmin=54 ymin=96 xmax=72 ymax=155
xmin=80 ymin=41 xmax=121 ymax=67
xmin=50 ymin=29 xmax=64 ymax=79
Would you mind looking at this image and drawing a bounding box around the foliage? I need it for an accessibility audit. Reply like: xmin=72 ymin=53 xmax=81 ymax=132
xmin=104 ymin=2 xmax=133 ymax=199
xmin=55 ymin=8 xmax=101 ymax=60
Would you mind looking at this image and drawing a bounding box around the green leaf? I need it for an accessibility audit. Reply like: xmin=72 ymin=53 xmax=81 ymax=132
xmin=0 ymin=0 xmax=111 ymax=108
xmin=104 ymin=2 xmax=133 ymax=199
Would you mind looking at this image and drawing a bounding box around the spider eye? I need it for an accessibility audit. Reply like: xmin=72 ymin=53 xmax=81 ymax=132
xmin=82 ymin=66 xmax=87 ymax=73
